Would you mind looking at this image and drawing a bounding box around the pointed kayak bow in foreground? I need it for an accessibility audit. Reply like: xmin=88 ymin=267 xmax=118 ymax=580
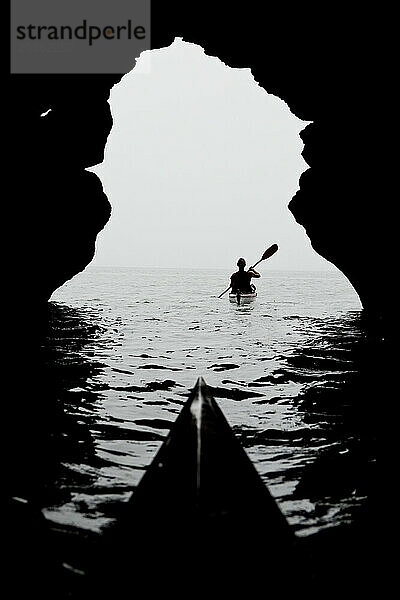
xmin=91 ymin=377 xmax=296 ymax=595
xmin=126 ymin=376 xmax=292 ymax=541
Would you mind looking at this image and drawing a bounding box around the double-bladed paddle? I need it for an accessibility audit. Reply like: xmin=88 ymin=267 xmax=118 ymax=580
xmin=218 ymin=243 xmax=279 ymax=298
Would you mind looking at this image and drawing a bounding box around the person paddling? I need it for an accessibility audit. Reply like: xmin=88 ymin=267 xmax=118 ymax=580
xmin=230 ymin=258 xmax=260 ymax=294
xmin=218 ymin=245 xmax=278 ymax=299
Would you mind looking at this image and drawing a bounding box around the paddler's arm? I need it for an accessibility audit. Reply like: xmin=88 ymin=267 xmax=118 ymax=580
xmin=248 ymin=267 xmax=260 ymax=278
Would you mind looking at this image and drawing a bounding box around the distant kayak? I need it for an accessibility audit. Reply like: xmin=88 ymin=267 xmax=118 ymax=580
xmin=229 ymin=291 xmax=257 ymax=305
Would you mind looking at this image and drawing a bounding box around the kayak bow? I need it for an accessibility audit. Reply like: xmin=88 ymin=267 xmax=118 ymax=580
xmin=125 ymin=377 xmax=291 ymax=541
xmin=92 ymin=377 xmax=295 ymax=593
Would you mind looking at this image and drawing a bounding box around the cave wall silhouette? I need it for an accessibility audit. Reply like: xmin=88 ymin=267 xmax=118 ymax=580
xmin=11 ymin=2 xmax=387 ymax=321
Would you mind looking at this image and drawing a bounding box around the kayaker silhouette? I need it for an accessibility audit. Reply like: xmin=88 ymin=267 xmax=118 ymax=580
xmin=230 ymin=258 xmax=260 ymax=294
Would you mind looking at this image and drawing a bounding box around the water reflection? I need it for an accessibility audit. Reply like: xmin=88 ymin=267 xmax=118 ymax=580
xmin=8 ymin=299 xmax=380 ymax=594
xmin=8 ymin=304 xmax=111 ymax=597
xmin=28 ymin=305 xmax=379 ymax=536
xmin=278 ymin=312 xmax=377 ymax=533
xmin=11 ymin=304 xmax=107 ymax=507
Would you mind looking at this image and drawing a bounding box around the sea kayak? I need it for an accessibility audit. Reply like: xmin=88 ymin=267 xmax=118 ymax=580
xmin=122 ymin=376 xmax=291 ymax=541
xmin=229 ymin=291 xmax=257 ymax=305
xmin=92 ymin=377 xmax=295 ymax=593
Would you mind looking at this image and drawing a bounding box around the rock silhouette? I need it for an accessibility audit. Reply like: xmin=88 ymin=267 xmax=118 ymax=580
xmin=10 ymin=3 xmax=388 ymax=326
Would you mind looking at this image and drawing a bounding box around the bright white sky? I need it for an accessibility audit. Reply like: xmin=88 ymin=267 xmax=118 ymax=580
xmin=90 ymin=38 xmax=334 ymax=271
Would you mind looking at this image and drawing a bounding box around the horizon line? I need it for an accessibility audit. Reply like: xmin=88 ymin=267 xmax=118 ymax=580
xmin=87 ymin=264 xmax=337 ymax=272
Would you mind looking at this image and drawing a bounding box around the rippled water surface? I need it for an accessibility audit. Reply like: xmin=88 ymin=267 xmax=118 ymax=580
xmin=41 ymin=267 xmax=375 ymax=539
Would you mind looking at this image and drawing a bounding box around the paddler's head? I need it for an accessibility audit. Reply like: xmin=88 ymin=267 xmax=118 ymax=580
xmin=237 ymin=258 xmax=246 ymax=271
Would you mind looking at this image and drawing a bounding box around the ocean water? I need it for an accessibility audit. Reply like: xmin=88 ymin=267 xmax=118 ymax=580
xmin=40 ymin=266 xmax=375 ymax=542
